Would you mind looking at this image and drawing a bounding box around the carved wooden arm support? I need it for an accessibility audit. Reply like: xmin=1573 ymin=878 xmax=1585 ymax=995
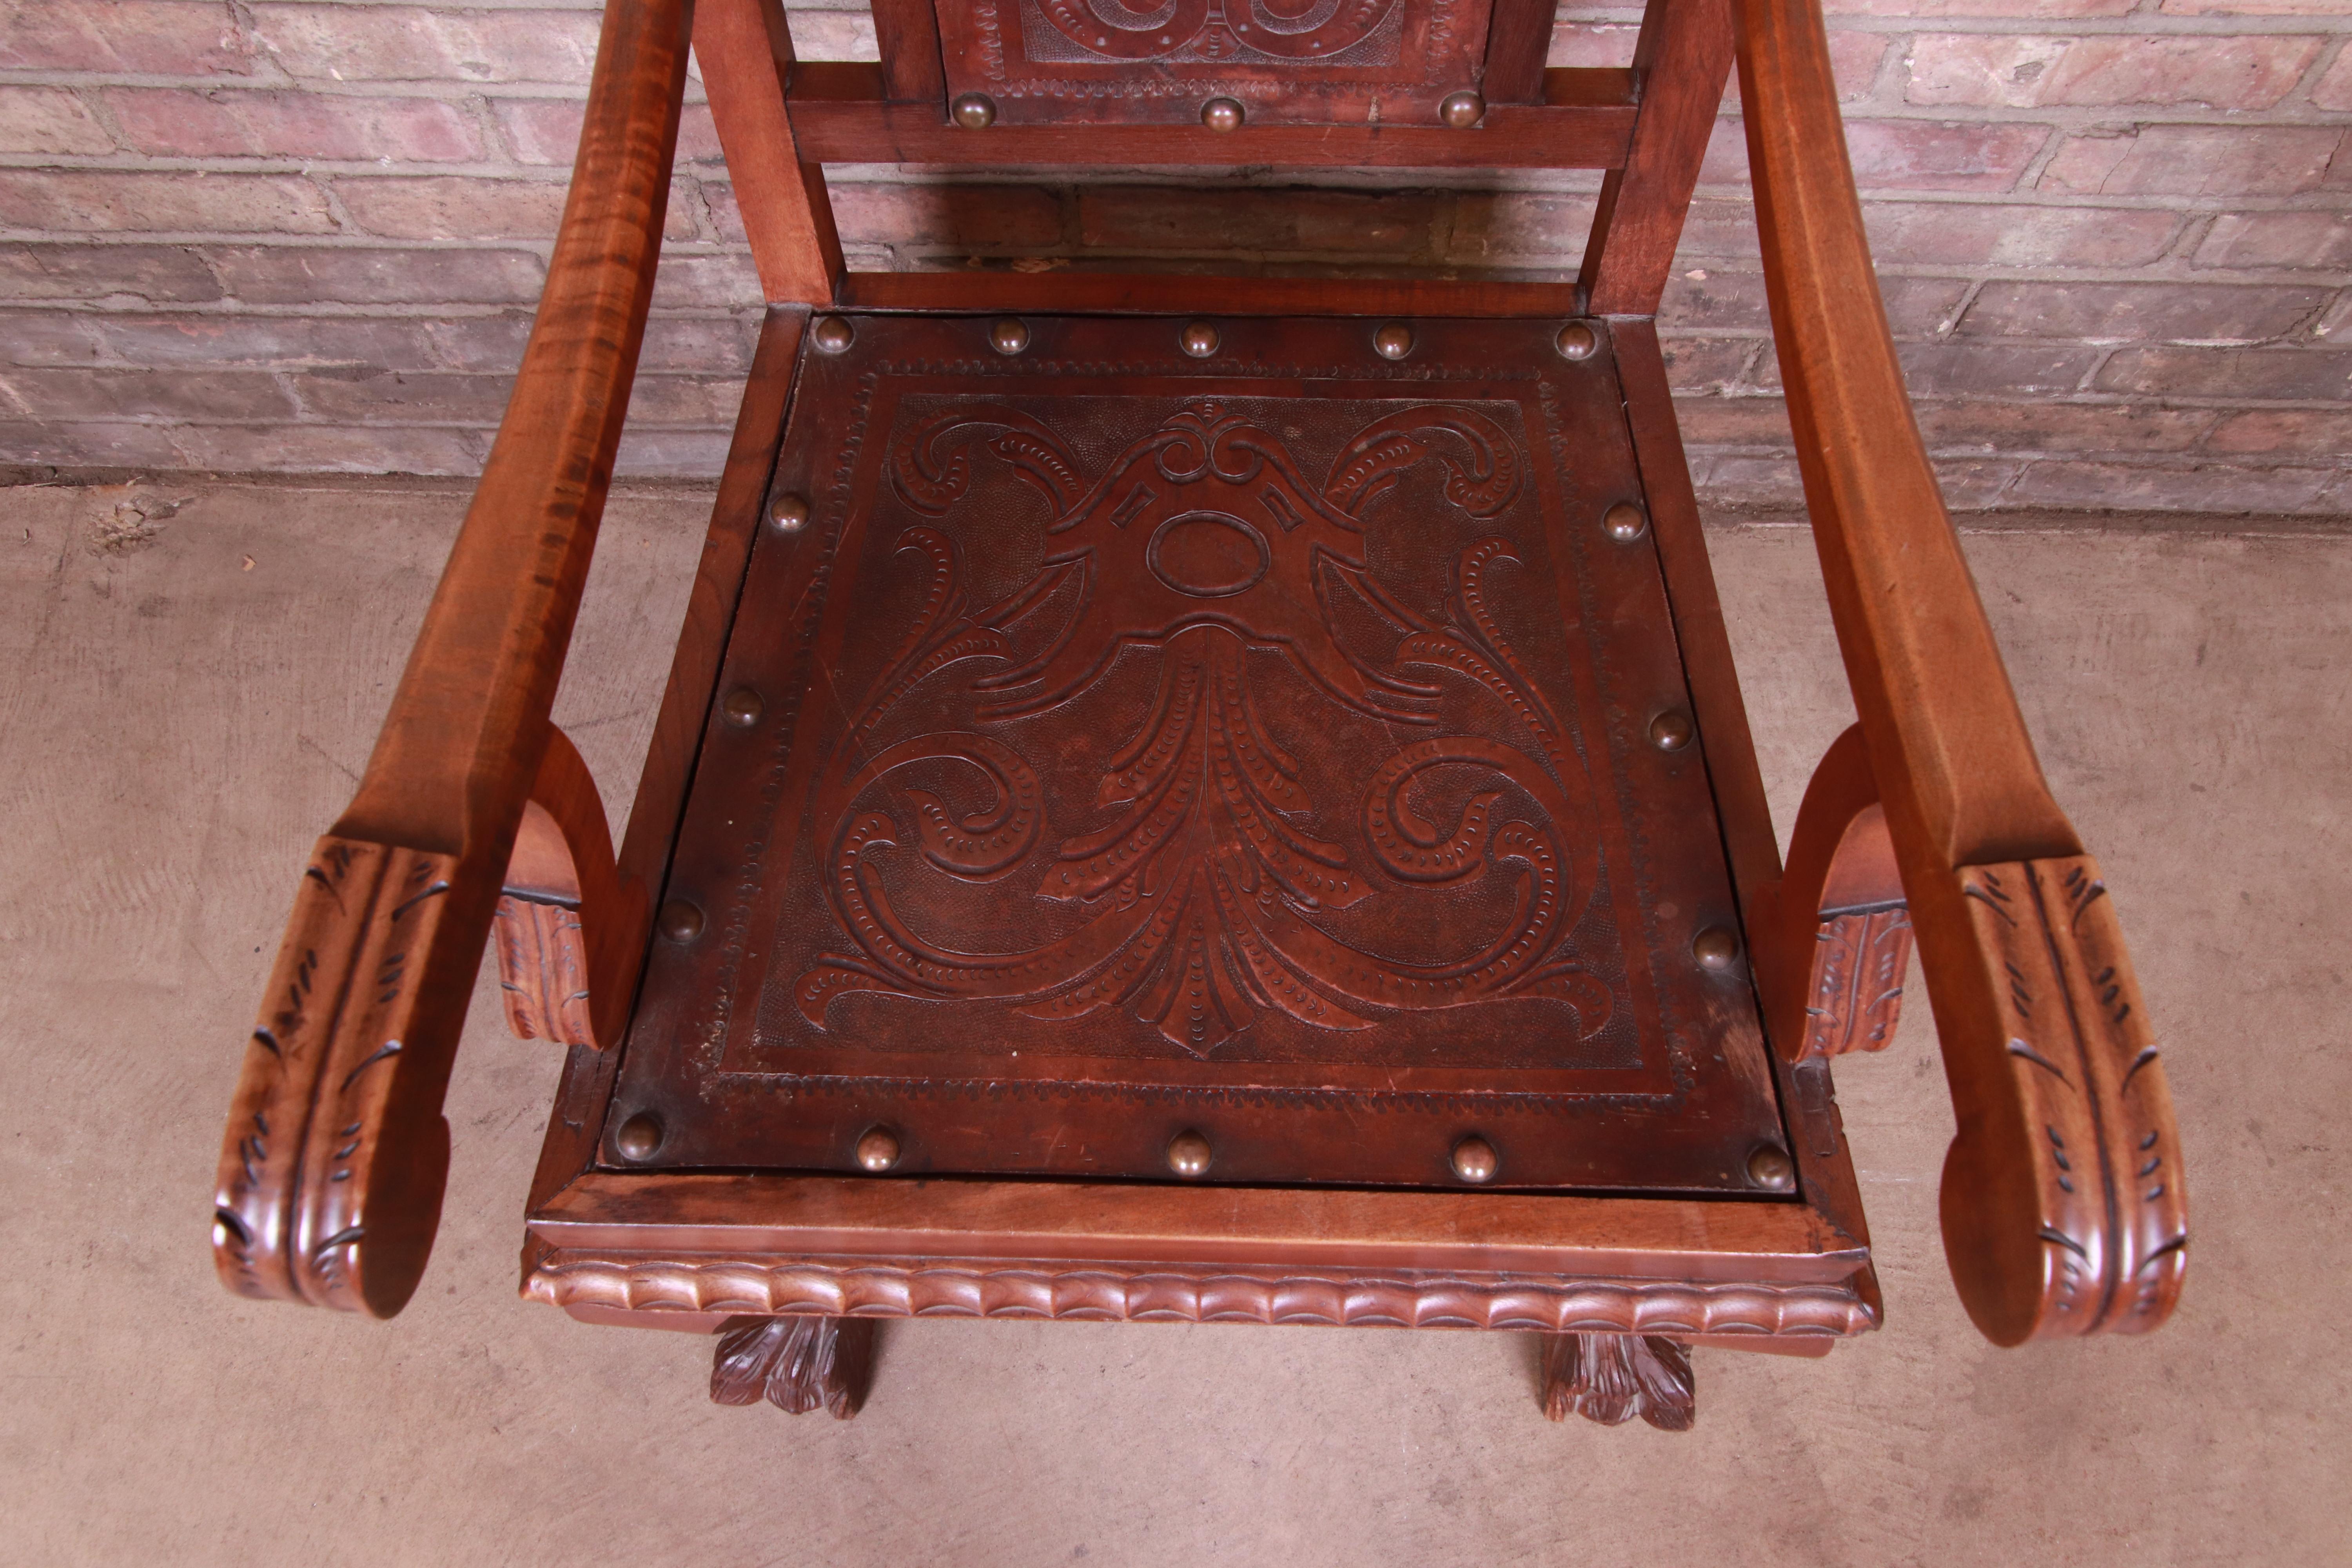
xmin=493 ymin=727 xmax=650 ymax=1051
xmin=211 ymin=0 xmax=691 ymax=1318
xmin=1735 ymin=0 xmax=2187 ymax=1345
xmin=1753 ymin=726 xmax=1912 ymax=1067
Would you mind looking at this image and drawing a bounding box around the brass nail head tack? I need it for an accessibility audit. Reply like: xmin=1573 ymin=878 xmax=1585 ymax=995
xmin=811 ymin=316 xmax=853 ymax=354
xmin=1179 ymin=319 xmax=1220 ymax=358
xmin=952 ymin=92 xmax=996 ymax=129
xmin=766 ymin=491 xmax=809 ymax=532
xmin=990 ymin=317 xmax=1030 ymax=356
xmin=1200 ymin=97 xmax=1244 ymax=132
xmin=721 ymin=687 xmax=763 ymax=728
xmin=1648 ymin=709 xmax=1693 ymax=751
xmin=615 ymin=1112 xmax=663 ymax=1162
xmin=1439 ymin=89 xmax=1485 ymax=128
xmin=1603 ymin=501 xmax=1648 ymax=542
xmin=1450 ymin=1135 xmax=1499 ymax=1184
xmin=1372 ymin=321 xmax=1414 ymax=360
xmin=1748 ymin=1145 xmax=1797 ymax=1192
xmin=657 ymin=899 xmax=704 ymax=943
xmin=1555 ymin=321 xmax=1598 ymax=361
xmin=1166 ymin=1129 xmax=1213 ymax=1178
xmin=1692 ymin=926 xmax=1740 ymax=971
xmin=855 ymin=1125 xmax=901 ymax=1172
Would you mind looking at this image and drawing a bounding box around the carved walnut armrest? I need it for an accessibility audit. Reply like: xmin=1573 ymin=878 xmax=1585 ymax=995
xmin=1736 ymin=0 xmax=2187 ymax=1343
xmin=210 ymin=0 xmax=691 ymax=1317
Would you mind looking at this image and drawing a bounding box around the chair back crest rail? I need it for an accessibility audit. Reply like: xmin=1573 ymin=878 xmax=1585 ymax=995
xmin=209 ymin=0 xmax=2183 ymax=1352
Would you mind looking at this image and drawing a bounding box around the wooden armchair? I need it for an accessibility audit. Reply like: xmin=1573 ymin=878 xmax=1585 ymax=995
xmin=211 ymin=0 xmax=2186 ymax=1429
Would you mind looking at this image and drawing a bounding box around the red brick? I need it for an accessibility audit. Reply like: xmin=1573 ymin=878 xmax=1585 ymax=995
xmin=1958 ymin=281 xmax=2332 ymax=343
xmin=648 ymin=252 xmax=764 ymax=310
xmin=171 ymin=421 xmax=486 ymax=474
xmin=1658 ymin=338 xmax=1762 ymax=394
xmin=1907 ymin=34 xmax=2323 ymax=111
xmin=1719 ymin=31 xmax=1891 ymax=108
xmin=783 ymin=9 xmax=877 ymax=62
xmin=2094 ymin=345 xmax=2352 ymax=400
xmin=1693 ymin=455 xmax=1805 ymax=507
xmin=825 ymin=181 xmax=1067 ymax=251
xmin=106 ymin=88 xmax=484 ymax=163
xmin=2317 ymin=44 xmax=2352 ymax=110
xmin=624 ymin=374 xmax=745 ymax=425
xmin=1827 ymin=0 xmax=2132 ymax=12
xmin=1930 ymin=459 xmax=2024 ymax=510
xmin=1078 ymin=187 xmax=1439 ymax=259
xmin=0 ymin=310 xmax=105 ymax=366
xmin=2008 ymin=458 xmax=2339 ymax=514
xmin=247 ymin=5 xmax=600 ymax=84
xmin=290 ymin=369 xmax=512 ymax=424
xmin=206 ymin=244 xmax=546 ymax=305
xmin=332 ymin=176 xmax=568 ymax=241
xmin=0 ymin=367 xmax=295 ymax=422
xmin=441 ymin=310 xmax=761 ymax=381
xmin=1546 ymin=22 xmax=1637 ymax=70
xmin=92 ymin=314 xmax=440 ymax=370
xmin=0 ymin=2 xmax=252 ymax=74
xmin=1669 ymin=396 xmax=1796 ymax=446
xmin=1896 ymin=341 xmax=2102 ymax=396
xmin=2038 ymin=125 xmax=2352 ymax=198
xmin=0 ymin=418 xmax=192 ymax=468
xmin=1657 ymin=270 xmax=1770 ymax=331
xmin=1701 ymin=112 xmax=2041 ymax=191
xmin=2205 ymin=409 xmax=2352 ymax=455
xmin=2194 ymin=212 xmax=2352 ymax=270
xmin=0 ymin=87 xmax=115 ymax=156
xmin=1913 ymin=401 xmax=2218 ymax=454
xmin=613 ymin=427 xmax=733 ymax=478
xmin=1669 ymin=197 xmax=1762 ymax=261
xmin=1442 ymin=193 xmax=1597 ymax=265
xmin=0 ymin=171 xmax=335 ymax=234
xmin=0 ymin=243 xmax=222 ymax=303
xmin=1863 ymin=201 xmax=2182 ymax=268
xmin=492 ymin=97 xmax=723 ymax=166
xmin=637 ymin=313 xmax=761 ymax=373
xmin=2164 ymin=0 xmax=2344 ymax=11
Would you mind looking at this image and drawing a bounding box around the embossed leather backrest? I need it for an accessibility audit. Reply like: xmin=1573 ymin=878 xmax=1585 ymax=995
xmin=930 ymin=0 xmax=1531 ymax=125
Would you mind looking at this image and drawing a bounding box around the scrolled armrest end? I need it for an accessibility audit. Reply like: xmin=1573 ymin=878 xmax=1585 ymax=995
xmin=1936 ymin=856 xmax=2188 ymax=1346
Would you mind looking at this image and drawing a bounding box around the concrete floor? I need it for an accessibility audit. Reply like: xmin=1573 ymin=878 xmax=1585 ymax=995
xmin=0 ymin=476 xmax=2345 ymax=1566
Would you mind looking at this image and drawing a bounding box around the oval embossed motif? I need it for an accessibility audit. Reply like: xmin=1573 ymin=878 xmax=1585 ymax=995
xmin=1146 ymin=510 xmax=1271 ymax=599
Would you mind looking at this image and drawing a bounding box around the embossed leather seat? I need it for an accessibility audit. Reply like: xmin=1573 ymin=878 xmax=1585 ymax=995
xmin=211 ymin=0 xmax=2187 ymax=1430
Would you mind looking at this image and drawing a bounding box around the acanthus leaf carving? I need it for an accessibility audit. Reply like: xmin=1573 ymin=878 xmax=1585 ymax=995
xmin=793 ymin=399 xmax=1614 ymax=1057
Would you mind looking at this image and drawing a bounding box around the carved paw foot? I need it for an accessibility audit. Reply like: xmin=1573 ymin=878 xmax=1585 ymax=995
xmin=1540 ymin=1332 xmax=1694 ymax=1430
xmin=710 ymin=1314 xmax=875 ymax=1419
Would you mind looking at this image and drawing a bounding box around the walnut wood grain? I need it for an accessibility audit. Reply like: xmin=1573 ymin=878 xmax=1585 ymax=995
xmin=870 ymin=0 xmax=947 ymax=103
xmin=1541 ymin=1332 xmax=1694 ymax=1428
xmin=711 ymin=1315 xmax=873 ymax=1417
xmin=530 ymin=1171 xmax=1867 ymax=1282
xmin=530 ymin=1250 xmax=1877 ymax=1334
xmin=211 ymin=0 xmax=689 ymax=1316
xmin=840 ymin=272 xmax=1579 ymax=317
xmin=697 ymin=0 xmax=841 ymax=303
xmin=1481 ymin=0 xmax=1559 ymax=104
xmin=787 ymin=62 xmax=1636 ymax=166
xmin=492 ymin=726 xmax=648 ymax=1051
xmin=1735 ymin=0 xmax=2184 ymax=1342
xmin=1580 ymin=0 xmax=1735 ymax=316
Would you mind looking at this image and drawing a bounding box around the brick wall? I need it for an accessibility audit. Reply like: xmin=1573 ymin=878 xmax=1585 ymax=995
xmin=2 ymin=0 xmax=2347 ymax=513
